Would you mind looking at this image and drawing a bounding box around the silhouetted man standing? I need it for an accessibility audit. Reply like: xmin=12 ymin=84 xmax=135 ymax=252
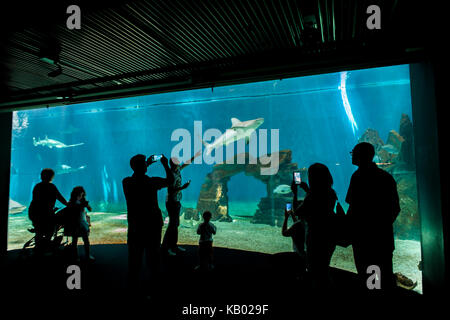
xmin=122 ymin=154 xmax=173 ymax=296
xmin=346 ymin=142 xmax=400 ymax=292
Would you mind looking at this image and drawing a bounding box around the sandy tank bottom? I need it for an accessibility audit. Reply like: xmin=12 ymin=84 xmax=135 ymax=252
xmin=8 ymin=210 xmax=422 ymax=294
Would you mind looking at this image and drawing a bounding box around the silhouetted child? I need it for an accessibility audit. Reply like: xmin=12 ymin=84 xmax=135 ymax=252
xmin=65 ymin=186 xmax=94 ymax=261
xmin=28 ymin=168 xmax=68 ymax=254
xmin=162 ymin=156 xmax=191 ymax=256
xmin=196 ymin=211 xmax=216 ymax=271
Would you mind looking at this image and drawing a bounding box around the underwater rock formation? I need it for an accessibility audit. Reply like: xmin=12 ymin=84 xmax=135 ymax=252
xmin=358 ymin=128 xmax=392 ymax=163
xmin=358 ymin=128 xmax=384 ymax=150
xmin=251 ymin=151 xmax=307 ymax=226
xmin=398 ymin=113 xmax=415 ymax=170
xmin=189 ymin=150 xmax=305 ymax=225
xmin=196 ymin=168 xmax=232 ymax=222
xmin=394 ymin=172 xmax=420 ymax=240
xmin=386 ymin=130 xmax=404 ymax=151
xmin=182 ymin=207 xmax=200 ymax=221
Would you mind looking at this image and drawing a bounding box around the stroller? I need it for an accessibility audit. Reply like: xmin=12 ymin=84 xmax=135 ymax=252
xmin=21 ymin=207 xmax=70 ymax=257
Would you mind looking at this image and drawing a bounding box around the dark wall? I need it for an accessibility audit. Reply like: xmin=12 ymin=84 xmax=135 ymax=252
xmin=0 ymin=112 xmax=12 ymax=257
xmin=410 ymin=62 xmax=447 ymax=294
xmin=431 ymin=55 xmax=449 ymax=292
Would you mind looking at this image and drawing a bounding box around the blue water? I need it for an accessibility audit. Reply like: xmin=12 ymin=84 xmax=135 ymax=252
xmin=8 ymin=66 xmax=422 ymax=293
xmin=10 ymin=64 xmax=412 ymax=210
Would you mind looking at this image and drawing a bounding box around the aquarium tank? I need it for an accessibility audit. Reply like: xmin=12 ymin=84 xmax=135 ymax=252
xmin=8 ymin=64 xmax=422 ymax=292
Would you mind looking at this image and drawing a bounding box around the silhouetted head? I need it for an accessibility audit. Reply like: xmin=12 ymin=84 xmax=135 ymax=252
xmin=170 ymin=157 xmax=180 ymax=170
xmin=40 ymin=168 xmax=55 ymax=183
xmin=130 ymin=154 xmax=147 ymax=175
xmin=70 ymin=186 xmax=86 ymax=202
xmin=351 ymin=142 xmax=375 ymax=167
xmin=203 ymin=211 xmax=212 ymax=222
xmin=307 ymin=163 xmax=333 ymax=192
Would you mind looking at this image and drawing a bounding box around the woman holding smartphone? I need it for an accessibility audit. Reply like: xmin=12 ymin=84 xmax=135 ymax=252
xmin=291 ymin=164 xmax=337 ymax=290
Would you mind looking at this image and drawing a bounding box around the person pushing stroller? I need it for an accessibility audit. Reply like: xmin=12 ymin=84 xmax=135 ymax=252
xmin=28 ymin=168 xmax=68 ymax=255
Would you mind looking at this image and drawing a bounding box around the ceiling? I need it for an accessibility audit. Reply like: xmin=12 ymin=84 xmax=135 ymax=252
xmin=0 ymin=0 xmax=438 ymax=111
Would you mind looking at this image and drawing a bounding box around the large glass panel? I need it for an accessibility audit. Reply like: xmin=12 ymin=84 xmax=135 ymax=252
xmin=8 ymin=64 xmax=422 ymax=292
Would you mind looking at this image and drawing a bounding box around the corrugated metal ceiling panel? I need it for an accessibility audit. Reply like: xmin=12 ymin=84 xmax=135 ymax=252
xmin=0 ymin=0 xmax=428 ymax=110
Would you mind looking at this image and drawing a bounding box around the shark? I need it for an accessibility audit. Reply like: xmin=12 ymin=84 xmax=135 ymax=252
xmin=9 ymin=199 xmax=27 ymax=214
xmin=202 ymin=117 xmax=264 ymax=155
xmin=33 ymin=136 xmax=84 ymax=149
xmin=54 ymin=164 xmax=87 ymax=175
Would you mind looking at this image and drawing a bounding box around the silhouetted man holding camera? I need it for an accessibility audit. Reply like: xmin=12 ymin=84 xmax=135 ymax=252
xmin=346 ymin=142 xmax=400 ymax=293
xmin=122 ymin=154 xmax=173 ymax=296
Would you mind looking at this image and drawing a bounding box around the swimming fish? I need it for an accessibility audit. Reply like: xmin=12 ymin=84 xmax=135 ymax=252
xmin=381 ymin=144 xmax=399 ymax=154
xmin=273 ymin=184 xmax=292 ymax=194
xmin=33 ymin=136 xmax=84 ymax=149
xmin=90 ymin=212 xmax=107 ymax=216
xmin=373 ymin=155 xmax=392 ymax=166
xmin=202 ymin=117 xmax=264 ymax=155
xmin=9 ymin=199 xmax=27 ymax=214
xmin=54 ymin=164 xmax=86 ymax=175
xmin=110 ymin=214 xmax=127 ymax=220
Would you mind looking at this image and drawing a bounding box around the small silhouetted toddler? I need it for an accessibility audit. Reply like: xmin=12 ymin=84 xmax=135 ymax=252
xmin=196 ymin=211 xmax=217 ymax=270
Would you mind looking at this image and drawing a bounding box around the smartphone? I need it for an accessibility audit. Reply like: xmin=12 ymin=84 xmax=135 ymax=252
xmin=293 ymin=171 xmax=301 ymax=185
xmin=286 ymin=203 xmax=292 ymax=211
xmin=151 ymin=154 xmax=163 ymax=162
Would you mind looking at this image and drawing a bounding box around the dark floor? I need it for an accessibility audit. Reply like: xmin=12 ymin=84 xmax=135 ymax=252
xmin=1 ymin=244 xmax=422 ymax=317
